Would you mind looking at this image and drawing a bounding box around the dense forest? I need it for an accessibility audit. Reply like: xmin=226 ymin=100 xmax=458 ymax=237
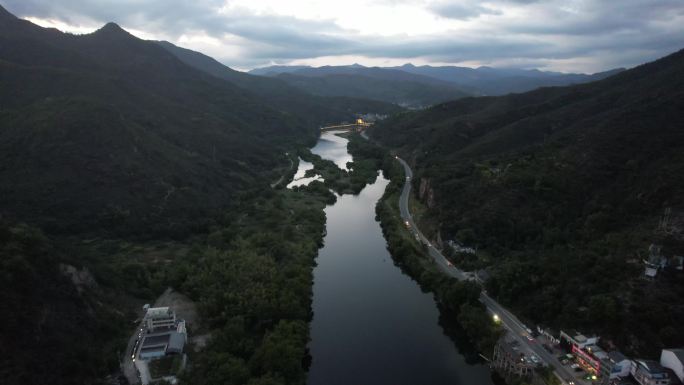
xmin=0 ymin=221 xmax=133 ymax=384
xmin=0 ymin=5 xmax=400 ymax=384
xmin=370 ymin=47 xmax=684 ymax=357
xmin=0 ymin=6 xmax=398 ymax=237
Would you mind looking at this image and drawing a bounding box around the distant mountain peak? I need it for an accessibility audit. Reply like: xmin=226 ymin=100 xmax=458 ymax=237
xmin=93 ymin=22 xmax=131 ymax=37
xmin=401 ymin=63 xmax=416 ymax=68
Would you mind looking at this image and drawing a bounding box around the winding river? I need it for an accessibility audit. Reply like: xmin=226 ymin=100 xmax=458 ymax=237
xmin=301 ymin=131 xmax=495 ymax=385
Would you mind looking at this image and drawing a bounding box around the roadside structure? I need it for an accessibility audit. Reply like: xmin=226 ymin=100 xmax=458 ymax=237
xmin=631 ymin=359 xmax=670 ymax=385
xmin=599 ymin=350 xmax=632 ymax=384
xmin=560 ymin=330 xmax=600 ymax=350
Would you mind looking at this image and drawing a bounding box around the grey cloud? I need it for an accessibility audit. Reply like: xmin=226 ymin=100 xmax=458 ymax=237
xmin=429 ymin=1 xmax=502 ymax=20
xmin=3 ymin=0 xmax=684 ymax=72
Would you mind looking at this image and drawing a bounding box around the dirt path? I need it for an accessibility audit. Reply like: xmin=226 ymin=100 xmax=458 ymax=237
xmin=271 ymin=157 xmax=294 ymax=188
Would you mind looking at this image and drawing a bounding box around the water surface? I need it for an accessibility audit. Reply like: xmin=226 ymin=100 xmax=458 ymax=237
xmin=311 ymin=130 xmax=353 ymax=170
xmin=305 ymin=131 xmax=494 ymax=385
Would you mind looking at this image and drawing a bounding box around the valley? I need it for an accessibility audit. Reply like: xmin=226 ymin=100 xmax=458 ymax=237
xmin=1 ymin=2 xmax=683 ymax=385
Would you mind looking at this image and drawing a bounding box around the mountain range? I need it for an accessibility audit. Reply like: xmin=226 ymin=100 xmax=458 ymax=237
xmin=0 ymin=5 xmax=398 ymax=237
xmin=249 ymin=63 xmax=623 ymax=107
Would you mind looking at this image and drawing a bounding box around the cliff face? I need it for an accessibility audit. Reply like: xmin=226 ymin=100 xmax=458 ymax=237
xmin=419 ymin=177 xmax=436 ymax=208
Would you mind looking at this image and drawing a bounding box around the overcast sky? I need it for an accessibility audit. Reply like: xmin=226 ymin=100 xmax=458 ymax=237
xmin=3 ymin=0 xmax=684 ymax=72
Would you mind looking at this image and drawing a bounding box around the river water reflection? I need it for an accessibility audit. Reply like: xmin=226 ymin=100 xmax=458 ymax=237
xmin=303 ymin=132 xmax=494 ymax=385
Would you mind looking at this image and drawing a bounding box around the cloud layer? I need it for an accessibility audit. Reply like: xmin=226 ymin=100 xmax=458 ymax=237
xmin=3 ymin=0 xmax=684 ymax=72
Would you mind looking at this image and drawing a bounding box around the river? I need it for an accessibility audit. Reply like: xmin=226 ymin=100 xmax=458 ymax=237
xmin=300 ymin=131 xmax=495 ymax=385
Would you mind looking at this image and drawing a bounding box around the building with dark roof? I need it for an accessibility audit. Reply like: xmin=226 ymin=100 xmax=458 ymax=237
xmin=631 ymin=359 xmax=670 ymax=385
xmin=600 ymin=350 xmax=632 ymax=384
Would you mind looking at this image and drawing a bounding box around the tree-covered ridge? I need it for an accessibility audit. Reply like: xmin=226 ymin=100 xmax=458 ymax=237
xmin=370 ymin=48 xmax=684 ymax=356
xmin=0 ymin=6 xmax=391 ymax=238
xmin=273 ymin=72 xmax=470 ymax=108
xmin=156 ymin=41 xmax=403 ymax=126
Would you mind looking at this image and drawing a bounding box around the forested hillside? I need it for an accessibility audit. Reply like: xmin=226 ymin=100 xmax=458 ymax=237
xmin=371 ymin=48 xmax=684 ymax=356
xmin=273 ymin=71 xmax=470 ymax=108
xmin=156 ymin=41 xmax=402 ymax=125
xmin=0 ymin=5 xmax=398 ymax=384
xmin=0 ymin=11 xmax=302 ymax=236
xmin=0 ymin=7 xmax=397 ymax=238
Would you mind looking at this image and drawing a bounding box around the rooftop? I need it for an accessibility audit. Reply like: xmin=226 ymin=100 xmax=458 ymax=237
xmin=608 ymin=350 xmax=629 ymax=363
xmin=635 ymin=359 xmax=668 ymax=374
xmin=142 ymin=334 xmax=171 ymax=347
xmin=146 ymin=307 xmax=173 ymax=319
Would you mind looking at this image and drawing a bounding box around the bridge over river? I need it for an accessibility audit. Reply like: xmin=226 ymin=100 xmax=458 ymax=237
xmin=320 ymin=119 xmax=372 ymax=132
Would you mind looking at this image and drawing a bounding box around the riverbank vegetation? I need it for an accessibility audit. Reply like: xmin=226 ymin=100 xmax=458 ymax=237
xmin=373 ymin=159 xmax=503 ymax=356
xmin=156 ymin=186 xmax=330 ymax=385
xmin=295 ymin=133 xmax=389 ymax=195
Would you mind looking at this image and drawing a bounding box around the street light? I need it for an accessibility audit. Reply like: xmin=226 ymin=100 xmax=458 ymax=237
xmin=493 ymin=314 xmax=500 ymax=323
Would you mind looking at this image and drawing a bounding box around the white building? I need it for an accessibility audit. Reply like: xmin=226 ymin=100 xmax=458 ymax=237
xmin=144 ymin=307 xmax=176 ymax=332
xmin=560 ymin=330 xmax=599 ymax=349
xmin=661 ymin=349 xmax=684 ymax=383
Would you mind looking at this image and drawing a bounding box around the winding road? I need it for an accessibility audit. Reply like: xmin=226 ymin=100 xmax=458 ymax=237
xmin=395 ymin=156 xmax=584 ymax=385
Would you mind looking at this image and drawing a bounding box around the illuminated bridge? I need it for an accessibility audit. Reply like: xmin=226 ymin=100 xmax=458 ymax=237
xmin=320 ymin=118 xmax=372 ymax=132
